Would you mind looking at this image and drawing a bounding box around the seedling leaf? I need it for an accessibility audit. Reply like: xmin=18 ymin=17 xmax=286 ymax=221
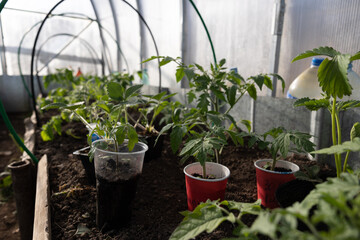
xmin=169 ymin=201 xmax=234 ymax=240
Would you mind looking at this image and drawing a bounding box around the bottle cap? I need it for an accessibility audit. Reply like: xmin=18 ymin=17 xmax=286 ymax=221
xmin=311 ymin=57 xmax=324 ymax=67
xmin=348 ymin=62 xmax=353 ymax=70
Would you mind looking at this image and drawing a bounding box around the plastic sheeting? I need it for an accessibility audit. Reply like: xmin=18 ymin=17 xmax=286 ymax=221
xmin=0 ymin=0 xmax=360 ymax=98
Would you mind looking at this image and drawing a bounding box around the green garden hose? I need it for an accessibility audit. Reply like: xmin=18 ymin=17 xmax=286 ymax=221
xmin=188 ymin=0 xmax=217 ymax=66
xmin=0 ymin=100 xmax=39 ymax=165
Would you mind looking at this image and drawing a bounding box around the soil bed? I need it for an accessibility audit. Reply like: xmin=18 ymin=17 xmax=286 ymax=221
xmin=34 ymin=113 xmax=330 ymax=240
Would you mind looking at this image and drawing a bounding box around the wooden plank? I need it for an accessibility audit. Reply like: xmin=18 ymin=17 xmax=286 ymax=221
xmin=32 ymin=154 xmax=51 ymax=240
xmin=21 ymin=111 xmax=36 ymax=161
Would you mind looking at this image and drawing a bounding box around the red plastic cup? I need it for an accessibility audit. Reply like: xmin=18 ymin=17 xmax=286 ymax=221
xmin=254 ymin=159 xmax=299 ymax=209
xmin=184 ymin=162 xmax=230 ymax=211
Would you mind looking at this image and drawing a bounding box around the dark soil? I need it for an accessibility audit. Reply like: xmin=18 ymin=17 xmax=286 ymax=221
xmin=33 ymin=111 xmax=331 ymax=240
xmin=0 ymin=112 xmax=29 ymax=240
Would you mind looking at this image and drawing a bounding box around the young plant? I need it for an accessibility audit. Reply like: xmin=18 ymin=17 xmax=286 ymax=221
xmin=312 ymin=122 xmax=360 ymax=173
xmin=137 ymin=91 xmax=177 ymax=135
xmin=145 ymin=56 xmax=285 ymax=178
xmin=42 ymin=82 xmax=144 ymax=151
xmin=262 ymin=127 xmax=316 ymax=171
xmin=39 ymin=70 xmax=134 ymax=141
xmin=292 ymin=46 xmax=360 ymax=177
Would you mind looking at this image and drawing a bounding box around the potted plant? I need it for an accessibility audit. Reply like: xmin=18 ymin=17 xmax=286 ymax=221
xmin=145 ymin=56 xmax=284 ymax=210
xmin=292 ymin=46 xmax=360 ymax=177
xmin=42 ymin=82 xmax=149 ymax=231
xmin=253 ymin=127 xmax=315 ymax=209
xmin=135 ymin=91 xmax=176 ymax=161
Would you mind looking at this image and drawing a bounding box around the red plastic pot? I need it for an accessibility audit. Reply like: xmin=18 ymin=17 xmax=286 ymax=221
xmin=254 ymin=159 xmax=299 ymax=209
xmin=184 ymin=162 xmax=230 ymax=211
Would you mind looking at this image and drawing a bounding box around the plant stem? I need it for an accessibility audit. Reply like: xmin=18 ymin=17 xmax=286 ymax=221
xmin=202 ymin=162 xmax=207 ymax=178
xmin=214 ymin=148 xmax=219 ymax=164
xmin=271 ymin=157 xmax=277 ymax=171
xmin=224 ymin=92 xmax=245 ymax=115
xmin=73 ymin=111 xmax=93 ymax=132
xmin=331 ymin=97 xmax=341 ymax=178
xmin=343 ymin=151 xmax=350 ymax=173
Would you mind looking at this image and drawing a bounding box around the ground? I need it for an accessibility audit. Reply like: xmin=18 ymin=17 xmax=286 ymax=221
xmin=0 ymin=112 xmax=29 ymax=240
xmin=32 ymin=112 xmax=331 ymax=240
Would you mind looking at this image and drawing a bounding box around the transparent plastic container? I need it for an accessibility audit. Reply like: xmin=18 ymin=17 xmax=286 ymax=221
xmin=92 ymin=139 xmax=148 ymax=230
xmin=287 ymin=57 xmax=324 ymax=99
xmin=342 ymin=63 xmax=360 ymax=101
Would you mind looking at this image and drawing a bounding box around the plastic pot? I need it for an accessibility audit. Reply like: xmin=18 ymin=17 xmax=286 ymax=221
xmin=92 ymin=139 xmax=148 ymax=232
xmin=141 ymin=134 xmax=164 ymax=162
xmin=73 ymin=146 xmax=96 ymax=186
xmin=184 ymin=162 xmax=230 ymax=211
xmin=254 ymin=159 xmax=299 ymax=209
xmin=275 ymin=179 xmax=315 ymax=208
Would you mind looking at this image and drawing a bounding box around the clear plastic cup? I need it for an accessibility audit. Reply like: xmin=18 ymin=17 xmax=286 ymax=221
xmin=92 ymin=139 xmax=148 ymax=230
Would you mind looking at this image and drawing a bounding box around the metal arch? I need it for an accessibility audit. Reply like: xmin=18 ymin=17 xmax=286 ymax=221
xmin=122 ymin=0 xmax=162 ymax=93
xmin=30 ymin=0 xmax=66 ymax=125
xmin=34 ymin=33 xmax=101 ymax=77
xmin=90 ymin=0 xmax=111 ymax=75
xmin=109 ymin=0 xmax=122 ymax=72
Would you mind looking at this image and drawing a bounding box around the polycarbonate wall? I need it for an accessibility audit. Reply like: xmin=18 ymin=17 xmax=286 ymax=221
xmin=1 ymin=0 xmax=360 ymax=111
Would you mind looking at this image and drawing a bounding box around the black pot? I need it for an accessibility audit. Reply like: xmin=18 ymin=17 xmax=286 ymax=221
xmin=275 ymin=179 xmax=315 ymax=208
xmin=73 ymin=146 xmax=96 ymax=186
xmin=141 ymin=134 xmax=164 ymax=162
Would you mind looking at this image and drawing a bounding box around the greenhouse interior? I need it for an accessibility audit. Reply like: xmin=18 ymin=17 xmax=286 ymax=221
xmin=1 ymin=0 xmax=360 ymax=239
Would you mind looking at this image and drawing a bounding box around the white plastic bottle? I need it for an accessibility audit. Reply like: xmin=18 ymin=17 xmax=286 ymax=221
xmin=342 ymin=63 xmax=360 ymax=101
xmin=287 ymin=57 xmax=324 ymax=99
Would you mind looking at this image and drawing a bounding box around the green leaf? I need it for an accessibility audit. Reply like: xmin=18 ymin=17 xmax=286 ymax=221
xmin=170 ymin=125 xmax=186 ymax=153
xmin=219 ymin=59 xmax=226 ymax=67
xmin=169 ymin=201 xmax=234 ymax=240
xmin=292 ymin=46 xmax=340 ymax=62
xmin=125 ymin=84 xmax=143 ymax=100
xmin=246 ymin=84 xmax=257 ymax=100
xmin=176 ymin=67 xmax=185 ymax=82
xmin=240 ymin=120 xmax=251 ymax=133
xmin=350 ymin=51 xmax=360 ymax=61
xmin=249 ymin=212 xmax=277 ymax=239
xmin=151 ymin=91 xmax=167 ymax=101
xmin=41 ymin=102 xmax=67 ymax=110
xmin=179 ymin=138 xmax=202 ymax=157
xmin=271 ymin=73 xmax=286 ymax=92
xmin=336 ymin=100 xmax=360 ymax=111
xmin=350 ymin=122 xmax=360 ymax=141
xmin=159 ymin=56 xmax=175 ymax=66
xmin=107 ymin=82 xmax=124 ymax=100
xmin=210 ymin=86 xmax=226 ymax=102
xmin=97 ymin=103 xmax=112 ymax=113
xmin=184 ymin=68 xmax=196 ymax=81
xmin=198 ymin=93 xmax=210 ymax=111
xmin=318 ymin=55 xmax=352 ymax=98
xmin=141 ymin=55 xmax=161 ymax=64
xmin=207 ymin=113 xmax=222 ymax=126
xmin=52 ymin=116 xmax=62 ymax=135
xmin=294 ymin=97 xmax=329 ymax=111
xmin=227 ymin=199 xmax=262 ymax=215
xmin=312 ymin=137 xmax=360 ymax=155
xmin=41 ymin=124 xmax=54 ymax=141
xmin=115 ymin=125 xmax=126 ymax=145
xmin=187 ymin=91 xmax=196 ymax=104
xmin=226 ymin=85 xmax=237 ymax=107
xmin=195 ymin=64 xmax=204 ymax=72
xmin=126 ymin=125 xmax=138 ymax=151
